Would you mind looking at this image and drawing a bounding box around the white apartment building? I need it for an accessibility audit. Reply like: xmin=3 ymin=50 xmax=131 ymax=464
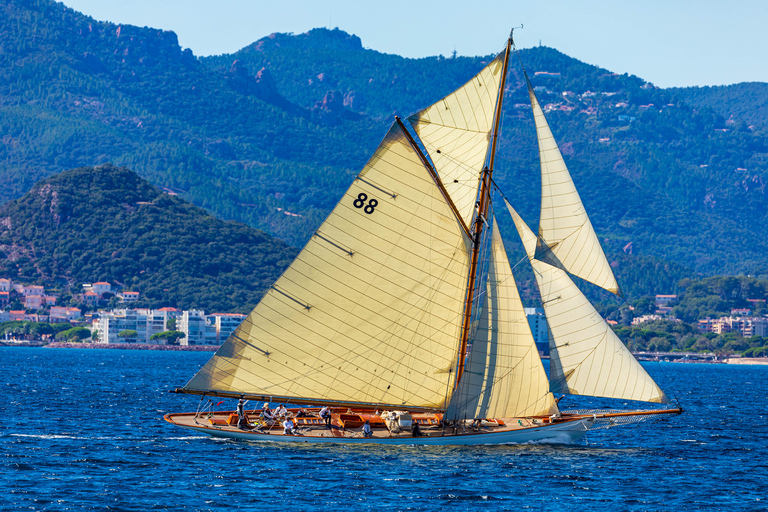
xmin=525 ymin=307 xmax=549 ymax=354
xmin=94 ymin=309 xmax=173 ymax=344
xmin=210 ymin=313 xmax=247 ymax=343
xmin=180 ymin=310 xmax=218 ymax=345
xmin=698 ymin=316 xmax=768 ymax=338
xmin=117 ymin=291 xmax=140 ymax=302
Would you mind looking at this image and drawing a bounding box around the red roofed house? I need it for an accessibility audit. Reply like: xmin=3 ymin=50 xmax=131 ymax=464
xmin=24 ymin=295 xmax=43 ymax=310
xmin=117 ymin=291 xmax=140 ymax=302
xmin=50 ymin=307 xmax=82 ymax=323
xmin=92 ymin=282 xmax=112 ymax=296
xmin=83 ymin=291 xmax=100 ymax=306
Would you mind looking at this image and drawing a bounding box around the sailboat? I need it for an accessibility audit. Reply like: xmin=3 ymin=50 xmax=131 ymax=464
xmin=165 ymin=33 xmax=681 ymax=445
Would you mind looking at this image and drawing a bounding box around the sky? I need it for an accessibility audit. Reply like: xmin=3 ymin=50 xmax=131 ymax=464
xmin=58 ymin=0 xmax=768 ymax=89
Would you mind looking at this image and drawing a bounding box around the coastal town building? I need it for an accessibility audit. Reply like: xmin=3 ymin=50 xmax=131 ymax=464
xmin=92 ymin=308 xmax=168 ymax=344
xmin=117 ymin=291 xmax=140 ymax=302
xmin=179 ymin=310 xmax=218 ymax=346
xmin=524 ymin=307 xmax=549 ymax=355
xmin=0 ymin=278 xmax=10 ymax=292
xmin=698 ymin=316 xmax=768 ymax=338
xmin=209 ymin=313 xmax=247 ymax=343
xmin=91 ymin=282 xmax=112 ymax=296
xmin=49 ymin=307 xmax=82 ymax=323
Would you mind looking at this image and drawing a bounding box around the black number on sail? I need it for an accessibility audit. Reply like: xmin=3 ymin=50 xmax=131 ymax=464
xmin=353 ymin=193 xmax=377 ymax=214
xmin=353 ymin=193 xmax=367 ymax=208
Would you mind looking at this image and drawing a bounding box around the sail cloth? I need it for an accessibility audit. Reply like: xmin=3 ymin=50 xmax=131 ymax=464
xmin=408 ymin=53 xmax=505 ymax=226
xmin=185 ymin=123 xmax=472 ymax=409
xmin=446 ymin=219 xmax=558 ymax=420
xmin=526 ymin=77 xmax=620 ymax=295
xmin=506 ymin=200 xmax=669 ymax=404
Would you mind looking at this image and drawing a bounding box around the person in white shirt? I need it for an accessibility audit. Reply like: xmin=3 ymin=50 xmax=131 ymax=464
xmin=319 ymin=406 xmax=331 ymax=429
xmin=283 ymin=418 xmax=296 ymax=435
xmin=274 ymin=404 xmax=288 ymax=417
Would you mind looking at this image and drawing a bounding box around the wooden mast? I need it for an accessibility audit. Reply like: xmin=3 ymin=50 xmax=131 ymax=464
xmin=455 ymin=36 xmax=513 ymax=387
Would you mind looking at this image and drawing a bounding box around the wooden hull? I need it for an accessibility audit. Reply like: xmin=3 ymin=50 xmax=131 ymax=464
xmin=164 ymin=411 xmax=594 ymax=446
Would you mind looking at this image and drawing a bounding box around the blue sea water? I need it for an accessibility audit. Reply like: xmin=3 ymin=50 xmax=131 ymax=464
xmin=1 ymin=347 xmax=766 ymax=511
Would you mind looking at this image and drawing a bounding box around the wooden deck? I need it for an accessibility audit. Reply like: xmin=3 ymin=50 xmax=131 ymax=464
xmin=164 ymin=407 xmax=567 ymax=441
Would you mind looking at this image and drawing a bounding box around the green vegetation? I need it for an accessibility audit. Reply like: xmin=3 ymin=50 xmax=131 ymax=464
xmin=0 ymin=0 xmax=768 ymax=294
xmin=117 ymin=329 xmax=138 ymax=340
xmin=605 ymin=276 xmax=768 ymax=357
xmin=150 ymin=330 xmax=185 ymax=344
xmin=56 ymin=326 xmax=91 ymax=341
xmin=613 ymin=320 xmax=766 ymax=357
xmin=0 ymin=321 xmax=73 ymax=339
xmin=0 ymin=165 xmax=297 ymax=312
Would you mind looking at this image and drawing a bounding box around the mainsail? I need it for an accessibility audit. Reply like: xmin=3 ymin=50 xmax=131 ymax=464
xmin=408 ymin=53 xmax=505 ymax=226
xmin=446 ymin=219 xmax=558 ymax=420
xmin=526 ymin=77 xmax=620 ymax=295
xmin=184 ymin=123 xmax=472 ymax=410
xmin=506 ymin=199 xmax=669 ymax=404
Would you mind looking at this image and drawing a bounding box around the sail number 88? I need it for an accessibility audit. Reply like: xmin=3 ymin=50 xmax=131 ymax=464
xmin=353 ymin=193 xmax=377 ymax=214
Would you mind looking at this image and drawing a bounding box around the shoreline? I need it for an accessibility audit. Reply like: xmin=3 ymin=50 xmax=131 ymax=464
xmin=3 ymin=343 xmax=768 ymax=363
xmin=0 ymin=341 xmax=218 ymax=352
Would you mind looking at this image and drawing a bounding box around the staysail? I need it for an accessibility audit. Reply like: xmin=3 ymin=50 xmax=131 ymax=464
xmin=506 ymin=200 xmax=669 ymax=404
xmin=184 ymin=123 xmax=472 ymax=409
xmin=446 ymin=218 xmax=558 ymax=420
xmin=526 ymin=77 xmax=620 ymax=295
xmin=408 ymin=53 xmax=505 ymax=226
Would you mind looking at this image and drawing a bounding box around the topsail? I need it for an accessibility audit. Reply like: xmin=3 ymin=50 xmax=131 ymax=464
xmin=526 ymin=77 xmax=621 ymax=295
xmin=408 ymin=54 xmax=505 ymax=226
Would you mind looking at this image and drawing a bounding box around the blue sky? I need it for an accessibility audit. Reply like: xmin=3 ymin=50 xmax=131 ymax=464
xmin=58 ymin=0 xmax=767 ymax=88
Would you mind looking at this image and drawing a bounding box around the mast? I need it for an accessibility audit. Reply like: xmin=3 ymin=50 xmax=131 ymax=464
xmin=455 ymin=35 xmax=513 ymax=386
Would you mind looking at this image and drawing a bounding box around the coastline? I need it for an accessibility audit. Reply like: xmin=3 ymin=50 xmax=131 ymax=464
xmin=41 ymin=342 xmax=218 ymax=352
xmin=723 ymin=357 xmax=768 ymax=366
xmin=3 ymin=343 xmax=767 ymax=363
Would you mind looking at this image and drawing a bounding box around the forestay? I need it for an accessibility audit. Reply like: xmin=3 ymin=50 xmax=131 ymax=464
xmin=506 ymin=199 xmax=669 ymax=404
xmin=408 ymin=53 xmax=505 ymax=226
xmin=446 ymin=219 xmax=558 ymax=420
xmin=526 ymin=77 xmax=620 ymax=295
xmin=184 ymin=123 xmax=472 ymax=409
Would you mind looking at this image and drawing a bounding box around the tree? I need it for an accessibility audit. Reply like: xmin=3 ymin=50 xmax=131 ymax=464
xmin=166 ymin=318 xmax=177 ymax=331
xmin=150 ymin=330 xmax=186 ymax=345
xmin=55 ymin=327 xmax=91 ymax=342
xmin=118 ymin=329 xmax=139 ymax=342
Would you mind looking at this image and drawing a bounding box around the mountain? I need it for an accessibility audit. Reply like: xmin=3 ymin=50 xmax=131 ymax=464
xmin=1 ymin=0 xmax=767 ymax=301
xmin=670 ymin=82 xmax=768 ymax=128
xmin=0 ymin=164 xmax=297 ymax=312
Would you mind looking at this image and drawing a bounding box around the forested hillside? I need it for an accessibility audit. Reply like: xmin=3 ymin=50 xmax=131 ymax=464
xmin=0 ymin=165 xmax=297 ymax=312
xmin=1 ymin=0 xmax=767 ymax=302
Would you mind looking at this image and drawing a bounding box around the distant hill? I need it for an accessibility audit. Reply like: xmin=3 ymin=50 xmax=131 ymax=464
xmin=0 ymin=165 xmax=297 ymax=312
xmin=670 ymin=82 xmax=768 ymax=128
xmin=1 ymin=0 xmax=767 ymax=299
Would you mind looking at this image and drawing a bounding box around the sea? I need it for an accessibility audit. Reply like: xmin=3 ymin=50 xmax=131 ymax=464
xmin=1 ymin=347 xmax=766 ymax=511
